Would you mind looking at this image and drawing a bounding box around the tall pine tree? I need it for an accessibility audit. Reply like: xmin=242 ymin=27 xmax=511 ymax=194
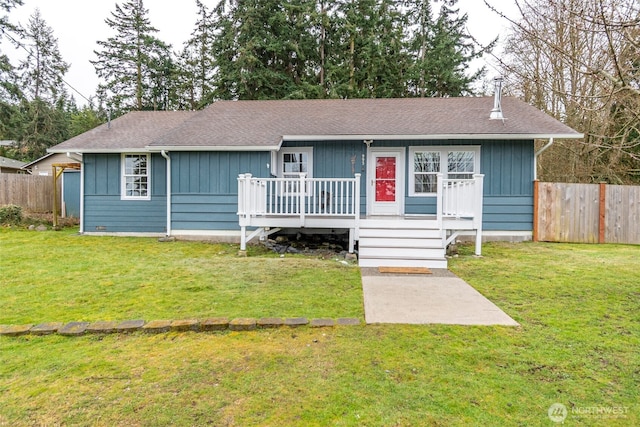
xmin=211 ymin=0 xmax=320 ymax=100
xmin=176 ymin=0 xmax=217 ymax=109
xmin=406 ymin=0 xmax=487 ymax=97
xmin=0 ymin=0 xmax=24 ymax=139
xmin=91 ymin=0 xmax=173 ymax=113
xmin=327 ymin=0 xmax=407 ymax=98
xmin=18 ymin=8 xmax=69 ymax=102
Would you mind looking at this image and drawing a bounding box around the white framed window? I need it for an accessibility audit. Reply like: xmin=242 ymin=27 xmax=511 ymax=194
xmin=409 ymin=146 xmax=480 ymax=196
xmin=121 ymin=153 xmax=150 ymax=200
xmin=280 ymin=147 xmax=312 ymax=178
xmin=279 ymin=147 xmax=313 ymax=193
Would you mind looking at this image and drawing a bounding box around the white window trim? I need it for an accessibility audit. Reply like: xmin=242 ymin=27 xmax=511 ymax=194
xmin=277 ymin=147 xmax=314 ymax=195
xmin=121 ymin=153 xmax=151 ymax=201
xmin=409 ymin=146 xmax=480 ymax=197
xmin=278 ymin=147 xmax=313 ymax=178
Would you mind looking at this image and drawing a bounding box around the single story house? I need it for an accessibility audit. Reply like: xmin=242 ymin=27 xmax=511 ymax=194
xmin=48 ymin=90 xmax=581 ymax=268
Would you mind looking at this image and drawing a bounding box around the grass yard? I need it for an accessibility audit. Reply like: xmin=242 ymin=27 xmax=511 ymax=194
xmin=1 ymin=229 xmax=639 ymax=426
xmin=0 ymin=228 xmax=363 ymax=323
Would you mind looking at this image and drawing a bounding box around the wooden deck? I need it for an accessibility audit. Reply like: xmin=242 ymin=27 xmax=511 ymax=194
xmin=237 ymin=173 xmax=484 ymax=267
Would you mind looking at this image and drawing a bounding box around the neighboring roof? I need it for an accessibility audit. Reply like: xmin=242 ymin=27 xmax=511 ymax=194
xmin=49 ymin=97 xmax=582 ymax=153
xmin=22 ymin=152 xmax=55 ymax=169
xmin=49 ymin=111 xmax=196 ymax=153
xmin=0 ymin=155 xmax=27 ymax=170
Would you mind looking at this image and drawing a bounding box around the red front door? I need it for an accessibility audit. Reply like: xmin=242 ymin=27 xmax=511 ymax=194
xmin=368 ymin=149 xmax=404 ymax=215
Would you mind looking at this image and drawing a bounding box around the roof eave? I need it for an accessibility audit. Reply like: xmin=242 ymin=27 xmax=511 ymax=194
xmin=47 ymin=148 xmax=150 ymax=154
xmin=147 ymin=145 xmax=282 ymax=152
xmin=281 ymin=133 xmax=583 ymax=141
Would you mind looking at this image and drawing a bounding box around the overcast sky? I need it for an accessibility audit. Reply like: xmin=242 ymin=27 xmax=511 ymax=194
xmin=4 ymin=0 xmax=517 ymax=105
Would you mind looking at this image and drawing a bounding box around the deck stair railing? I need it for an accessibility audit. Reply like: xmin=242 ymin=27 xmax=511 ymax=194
xmin=436 ymin=173 xmax=484 ymax=255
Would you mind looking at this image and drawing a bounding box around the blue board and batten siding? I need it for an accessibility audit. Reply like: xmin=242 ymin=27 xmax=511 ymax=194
xmin=171 ymin=151 xmax=270 ymax=231
xmin=284 ymin=139 xmax=535 ymax=231
xmin=481 ymin=141 xmax=534 ymax=231
xmin=83 ymin=153 xmax=167 ymax=233
xmin=81 ymin=139 xmax=533 ymax=234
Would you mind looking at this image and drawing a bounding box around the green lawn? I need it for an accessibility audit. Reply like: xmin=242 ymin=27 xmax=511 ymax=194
xmin=1 ymin=229 xmax=638 ymax=426
xmin=0 ymin=228 xmax=363 ymax=323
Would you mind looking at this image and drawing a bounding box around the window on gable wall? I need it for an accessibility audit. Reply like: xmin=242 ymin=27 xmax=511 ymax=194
xmin=409 ymin=146 xmax=480 ymax=196
xmin=121 ymin=153 xmax=150 ymax=200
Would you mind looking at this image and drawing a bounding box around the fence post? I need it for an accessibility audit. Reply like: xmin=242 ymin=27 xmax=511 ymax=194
xmin=599 ymin=182 xmax=606 ymax=244
xmin=533 ymin=180 xmax=539 ymax=242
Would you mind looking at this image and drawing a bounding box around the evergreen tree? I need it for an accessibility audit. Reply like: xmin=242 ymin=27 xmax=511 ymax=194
xmin=17 ymin=8 xmax=70 ymax=102
xmin=176 ymin=0 xmax=216 ymax=109
xmin=404 ymin=0 xmax=433 ymax=97
xmin=68 ymin=104 xmax=105 ymax=137
xmin=211 ymin=0 xmax=321 ymax=100
xmin=406 ymin=1 xmax=487 ymax=97
xmin=327 ymin=0 xmax=407 ymax=98
xmin=91 ymin=0 xmax=173 ymax=113
xmin=0 ymin=0 xmax=23 ymax=133
xmin=14 ymin=97 xmax=70 ymax=160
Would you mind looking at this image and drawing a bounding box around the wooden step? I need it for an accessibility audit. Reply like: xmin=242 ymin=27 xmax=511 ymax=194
xmin=378 ymin=266 xmax=433 ymax=274
xmin=357 ymin=219 xmax=448 ymax=269
xmin=358 ymin=237 xmax=443 ymax=249
xmin=359 ymin=246 xmax=445 ymax=259
xmin=359 ymin=219 xmax=439 ymax=229
xmin=358 ymin=227 xmax=442 ymax=239
xmin=359 ymin=257 xmax=448 ymax=269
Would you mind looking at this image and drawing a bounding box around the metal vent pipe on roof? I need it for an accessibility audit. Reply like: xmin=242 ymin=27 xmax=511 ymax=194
xmin=490 ymin=77 xmax=504 ymax=120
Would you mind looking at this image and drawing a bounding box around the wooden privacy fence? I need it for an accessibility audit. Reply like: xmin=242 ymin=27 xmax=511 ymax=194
xmin=0 ymin=173 xmax=59 ymax=212
xmin=534 ymin=181 xmax=640 ymax=244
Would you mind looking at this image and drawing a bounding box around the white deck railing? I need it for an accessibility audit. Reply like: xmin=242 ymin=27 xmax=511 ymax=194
xmin=238 ymin=172 xmax=484 ymax=254
xmin=238 ymin=173 xmax=361 ymax=225
xmin=439 ymin=174 xmax=484 ymax=220
xmin=437 ymin=173 xmax=484 ymax=255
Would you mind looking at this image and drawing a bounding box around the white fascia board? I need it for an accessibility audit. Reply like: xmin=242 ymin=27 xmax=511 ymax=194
xmin=281 ymin=133 xmax=583 ymax=141
xmin=147 ymin=145 xmax=281 ymax=152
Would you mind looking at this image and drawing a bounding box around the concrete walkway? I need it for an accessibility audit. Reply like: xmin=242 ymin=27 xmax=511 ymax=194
xmin=361 ymin=268 xmax=519 ymax=326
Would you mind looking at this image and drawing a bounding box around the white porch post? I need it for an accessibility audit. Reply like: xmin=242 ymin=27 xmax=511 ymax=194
xmin=349 ymin=173 xmax=361 ymax=253
xmin=237 ymin=173 xmax=252 ymax=251
xmin=473 ymin=174 xmax=484 ymax=256
xmin=436 ymin=173 xmax=445 ymax=248
xmin=299 ymin=173 xmax=306 ymax=227
xmin=436 ymin=173 xmax=444 ymax=228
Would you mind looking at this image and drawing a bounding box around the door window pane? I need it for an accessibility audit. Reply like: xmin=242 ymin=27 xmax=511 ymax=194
xmin=375 ymin=156 xmax=396 ymax=201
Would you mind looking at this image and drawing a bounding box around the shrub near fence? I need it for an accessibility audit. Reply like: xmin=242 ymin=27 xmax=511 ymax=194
xmin=535 ymin=181 xmax=640 ymax=244
xmin=0 ymin=173 xmax=58 ymax=213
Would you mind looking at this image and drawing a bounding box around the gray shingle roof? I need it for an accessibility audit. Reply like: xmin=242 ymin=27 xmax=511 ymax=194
xmin=0 ymin=155 xmax=26 ymax=169
xmin=49 ymin=111 xmax=196 ymax=153
xmin=50 ymin=97 xmax=581 ymax=153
